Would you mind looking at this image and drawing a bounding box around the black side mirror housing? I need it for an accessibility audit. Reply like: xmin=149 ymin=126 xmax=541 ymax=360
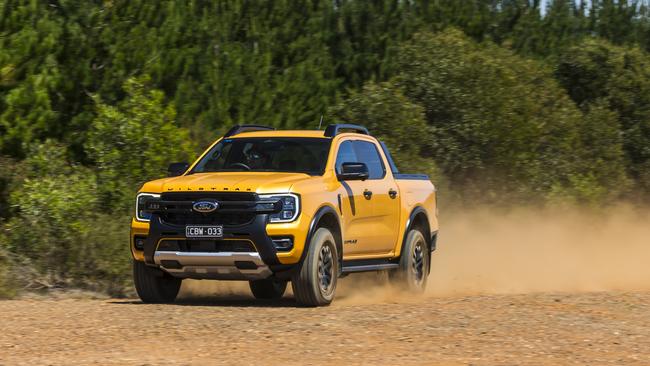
xmin=337 ymin=162 xmax=369 ymax=181
xmin=167 ymin=162 xmax=190 ymax=177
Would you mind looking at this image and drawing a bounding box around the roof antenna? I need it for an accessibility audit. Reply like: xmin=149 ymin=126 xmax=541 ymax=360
xmin=318 ymin=114 xmax=324 ymax=130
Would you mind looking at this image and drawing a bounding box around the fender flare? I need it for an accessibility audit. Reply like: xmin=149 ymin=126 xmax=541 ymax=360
xmin=400 ymin=206 xmax=433 ymax=255
xmin=301 ymin=205 xmax=343 ymax=266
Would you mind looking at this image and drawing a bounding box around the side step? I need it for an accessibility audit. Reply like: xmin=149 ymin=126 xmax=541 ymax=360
xmin=341 ymin=259 xmax=399 ymax=274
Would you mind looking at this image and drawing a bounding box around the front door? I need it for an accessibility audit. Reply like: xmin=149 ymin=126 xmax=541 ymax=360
xmin=335 ymin=139 xmax=400 ymax=257
xmin=335 ymin=140 xmax=373 ymax=257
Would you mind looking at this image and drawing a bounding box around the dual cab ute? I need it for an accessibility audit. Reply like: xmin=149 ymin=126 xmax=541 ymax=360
xmin=131 ymin=124 xmax=438 ymax=306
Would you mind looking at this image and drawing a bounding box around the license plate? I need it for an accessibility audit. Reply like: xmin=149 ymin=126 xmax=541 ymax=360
xmin=185 ymin=225 xmax=223 ymax=239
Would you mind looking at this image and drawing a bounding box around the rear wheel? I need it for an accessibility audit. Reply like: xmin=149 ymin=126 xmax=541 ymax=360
xmin=133 ymin=260 xmax=182 ymax=303
xmin=291 ymin=227 xmax=339 ymax=307
xmin=249 ymin=278 xmax=287 ymax=299
xmin=391 ymin=229 xmax=429 ymax=293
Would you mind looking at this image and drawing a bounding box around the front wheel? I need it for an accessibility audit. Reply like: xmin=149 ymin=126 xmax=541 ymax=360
xmin=249 ymin=278 xmax=287 ymax=299
xmin=291 ymin=227 xmax=339 ymax=307
xmin=133 ymin=260 xmax=182 ymax=303
xmin=390 ymin=229 xmax=429 ymax=293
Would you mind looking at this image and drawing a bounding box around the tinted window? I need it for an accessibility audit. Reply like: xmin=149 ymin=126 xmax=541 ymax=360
xmin=191 ymin=137 xmax=331 ymax=175
xmin=335 ymin=140 xmax=386 ymax=180
xmin=353 ymin=141 xmax=385 ymax=179
xmin=335 ymin=140 xmax=356 ymax=173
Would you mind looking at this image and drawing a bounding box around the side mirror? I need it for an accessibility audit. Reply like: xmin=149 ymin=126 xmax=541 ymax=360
xmin=167 ymin=162 xmax=190 ymax=177
xmin=337 ymin=162 xmax=369 ymax=181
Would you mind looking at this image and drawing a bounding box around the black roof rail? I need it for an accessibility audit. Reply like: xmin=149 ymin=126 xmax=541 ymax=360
xmin=223 ymin=124 xmax=275 ymax=137
xmin=323 ymin=124 xmax=369 ymax=137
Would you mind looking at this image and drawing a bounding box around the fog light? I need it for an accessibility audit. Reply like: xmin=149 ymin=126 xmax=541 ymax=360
xmin=272 ymin=237 xmax=293 ymax=251
xmin=134 ymin=236 xmax=147 ymax=250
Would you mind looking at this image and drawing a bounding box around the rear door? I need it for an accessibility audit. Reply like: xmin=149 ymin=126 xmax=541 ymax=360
xmin=336 ymin=139 xmax=400 ymax=256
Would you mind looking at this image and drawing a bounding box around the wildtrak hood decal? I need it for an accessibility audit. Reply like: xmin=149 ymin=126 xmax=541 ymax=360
xmin=158 ymin=172 xmax=312 ymax=193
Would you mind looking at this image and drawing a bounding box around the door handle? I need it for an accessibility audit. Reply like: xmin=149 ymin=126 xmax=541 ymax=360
xmin=388 ymin=189 xmax=398 ymax=199
xmin=363 ymin=190 xmax=373 ymax=200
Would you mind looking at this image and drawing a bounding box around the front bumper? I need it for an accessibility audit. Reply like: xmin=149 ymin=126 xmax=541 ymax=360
xmin=153 ymin=251 xmax=271 ymax=280
xmin=138 ymin=213 xmax=294 ymax=280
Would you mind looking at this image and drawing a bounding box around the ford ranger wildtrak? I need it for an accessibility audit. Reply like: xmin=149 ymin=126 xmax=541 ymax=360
xmin=131 ymin=124 xmax=438 ymax=306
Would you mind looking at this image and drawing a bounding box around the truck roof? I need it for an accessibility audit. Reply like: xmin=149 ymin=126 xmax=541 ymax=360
xmin=227 ymin=124 xmax=372 ymax=139
xmin=232 ymin=130 xmax=329 ymax=138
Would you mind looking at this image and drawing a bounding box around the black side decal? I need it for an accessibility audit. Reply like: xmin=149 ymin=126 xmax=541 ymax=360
xmin=340 ymin=181 xmax=356 ymax=216
xmin=337 ymin=194 xmax=343 ymax=215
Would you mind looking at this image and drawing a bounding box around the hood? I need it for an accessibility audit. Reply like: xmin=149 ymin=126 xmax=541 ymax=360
xmin=140 ymin=172 xmax=313 ymax=194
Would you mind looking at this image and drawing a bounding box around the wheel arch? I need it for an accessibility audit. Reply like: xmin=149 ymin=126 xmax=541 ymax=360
xmin=303 ymin=205 xmax=343 ymax=265
xmin=401 ymin=206 xmax=432 ymax=255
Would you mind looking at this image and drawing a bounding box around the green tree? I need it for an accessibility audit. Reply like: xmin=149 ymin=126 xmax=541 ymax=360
xmin=0 ymin=0 xmax=107 ymax=158
xmin=555 ymin=38 xmax=650 ymax=198
xmin=593 ymin=0 xmax=649 ymax=47
xmin=549 ymin=101 xmax=630 ymax=204
xmin=85 ymin=76 xmax=196 ymax=211
xmin=395 ymin=29 xmax=624 ymax=203
xmin=96 ymin=0 xmax=339 ymax=140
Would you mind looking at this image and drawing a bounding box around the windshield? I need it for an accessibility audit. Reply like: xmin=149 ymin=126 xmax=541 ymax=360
xmin=191 ymin=137 xmax=332 ymax=175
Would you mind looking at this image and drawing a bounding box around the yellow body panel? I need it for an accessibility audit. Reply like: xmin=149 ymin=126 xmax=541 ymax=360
xmin=130 ymin=130 xmax=438 ymax=266
xmin=130 ymin=219 xmax=148 ymax=262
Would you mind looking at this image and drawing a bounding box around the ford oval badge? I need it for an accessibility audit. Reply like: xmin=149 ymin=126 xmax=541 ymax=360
xmin=193 ymin=201 xmax=218 ymax=213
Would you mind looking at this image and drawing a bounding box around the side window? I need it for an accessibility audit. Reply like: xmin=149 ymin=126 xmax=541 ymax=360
xmin=335 ymin=140 xmax=357 ymax=173
xmin=352 ymin=141 xmax=385 ymax=179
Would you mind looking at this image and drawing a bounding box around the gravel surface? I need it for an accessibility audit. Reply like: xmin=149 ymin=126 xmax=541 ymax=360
xmin=1 ymin=289 xmax=649 ymax=365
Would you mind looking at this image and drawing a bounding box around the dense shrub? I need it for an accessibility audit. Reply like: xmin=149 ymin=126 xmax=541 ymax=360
xmin=0 ymin=248 xmax=17 ymax=299
xmin=394 ymin=29 xmax=630 ymax=204
xmin=555 ymin=39 xmax=650 ymax=199
xmin=1 ymin=141 xmax=132 ymax=295
xmin=86 ymin=77 xmax=196 ymax=212
xmin=0 ymin=78 xmax=194 ymax=297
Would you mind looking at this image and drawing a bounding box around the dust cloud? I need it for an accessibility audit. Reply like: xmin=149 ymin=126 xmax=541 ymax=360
xmin=180 ymin=206 xmax=650 ymax=304
xmin=428 ymin=206 xmax=650 ymax=296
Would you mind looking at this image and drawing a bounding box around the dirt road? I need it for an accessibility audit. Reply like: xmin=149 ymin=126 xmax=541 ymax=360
xmin=1 ymin=287 xmax=650 ymax=365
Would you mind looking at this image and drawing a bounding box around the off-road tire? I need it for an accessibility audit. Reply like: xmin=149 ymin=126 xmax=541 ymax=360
xmin=249 ymin=278 xmax=287 ymax=299
xmin=291 ymin=227 xmax=339 ymax=307
xmin=133 ymin=260 xmax=182 ymax=303
xmin=391 ymin=229 xmax=429 ymax=293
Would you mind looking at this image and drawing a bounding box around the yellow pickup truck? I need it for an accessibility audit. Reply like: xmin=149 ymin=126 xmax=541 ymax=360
xmin=131 ymin=124 xmax=438 ymax=306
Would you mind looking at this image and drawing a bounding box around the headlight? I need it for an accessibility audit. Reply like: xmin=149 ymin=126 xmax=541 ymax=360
xmin=135 ymin=193 xmax=160 ymax=222
xmin=259 ymin=193 xmax=300 ymax=223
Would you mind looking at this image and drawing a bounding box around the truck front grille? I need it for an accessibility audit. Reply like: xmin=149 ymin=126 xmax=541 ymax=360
xmin=159 ymin=192 xmax=258 ymax=226
xmin=161 ymin=212 xmax=256 ymax=226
